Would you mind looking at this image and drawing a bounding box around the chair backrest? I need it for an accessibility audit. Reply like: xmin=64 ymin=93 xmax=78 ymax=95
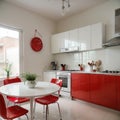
xmin=51 ymin=78 xmax=57 ymax=84
xmin=4 ymin=77 xmax=21 ymax=85
xmin=0 ymin=94 xmax=7 ymax=119
xmin=51 ymin=78 xmax=62 ymax=87
xmin=50 ymin=78 xmax=63 ymax=95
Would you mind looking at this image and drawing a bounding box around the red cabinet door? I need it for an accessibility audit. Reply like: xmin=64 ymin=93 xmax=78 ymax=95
xmin=71 ymin=73 xmax=80 ymax=99
xmin=71 ymin=73 xmax=90 ymax=101
xmin=90 ymin=74 xmax=104 ymax=104
xmin=117 ymin=76 xmax=120 ymax=110
xmin=90 ymin=74 xmax=117 ymax=109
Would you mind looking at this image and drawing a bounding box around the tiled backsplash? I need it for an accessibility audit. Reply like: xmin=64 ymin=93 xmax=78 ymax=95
xmin=54 ymin=46 xmax=120 ymax=71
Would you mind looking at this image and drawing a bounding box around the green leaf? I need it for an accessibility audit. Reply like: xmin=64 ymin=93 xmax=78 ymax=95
xmin=21 ymin=72 xmax=37 ymax=81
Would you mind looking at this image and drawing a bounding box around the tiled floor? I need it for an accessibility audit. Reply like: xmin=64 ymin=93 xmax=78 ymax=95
xmin=17 ymin=96 xmax=120 ymax=120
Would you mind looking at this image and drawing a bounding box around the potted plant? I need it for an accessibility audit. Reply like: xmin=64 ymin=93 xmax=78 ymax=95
xmin=4 ymin=63 xmax=12 ymax=78
xmin=21 ymin=72 xmax=38 ymax=88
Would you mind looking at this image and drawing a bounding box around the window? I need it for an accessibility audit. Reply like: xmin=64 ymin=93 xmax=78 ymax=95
xmin=0 ymin=26 xmax=21 ymax=78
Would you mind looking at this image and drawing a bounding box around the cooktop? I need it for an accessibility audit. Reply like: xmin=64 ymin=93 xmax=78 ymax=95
xmin=101 ymin=70 xmax=120 ymax=73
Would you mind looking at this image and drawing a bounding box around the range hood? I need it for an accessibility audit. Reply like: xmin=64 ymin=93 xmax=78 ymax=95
xmin=103 ymin=35 xmax=120 ymax=47
xmin=103 ymin=8 xmax=120 ymax=47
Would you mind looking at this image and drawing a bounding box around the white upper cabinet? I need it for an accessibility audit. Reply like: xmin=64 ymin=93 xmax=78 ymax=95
xmin=78 ymin=25 xmax=91 ymax=51
xmin=51 ymin=22 xmax=104 ymax=54
xmin=68 ymin=29 xmax=79 ymax=48
xmin=51 ymin=32 xmax=69 ymax=54
xmin=91 ymin=22 xmax=104 ymax=50
xmin=51 ymin=34 xmax=61 ymax=54
xmin=78 ymin=23 xmax=104 ymax=51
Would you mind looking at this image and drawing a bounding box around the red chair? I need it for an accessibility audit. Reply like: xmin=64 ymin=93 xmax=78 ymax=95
xmin=3 ymin=77 xmax=30 ymax=105
xmin=0 ymin=93 xmax=29 ymax=120
xmin=34 ymin=78 xmax=63 ymax=120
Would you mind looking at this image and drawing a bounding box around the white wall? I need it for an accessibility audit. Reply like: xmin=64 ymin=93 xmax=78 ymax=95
xmin=54 ymin=0 xmax=120 ymax=71
xmin=0 ymin=0 xmax=56 ymax=80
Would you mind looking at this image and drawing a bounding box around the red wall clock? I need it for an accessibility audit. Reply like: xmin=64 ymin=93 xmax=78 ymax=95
xmin=30 ymin=37 xmax=43 ymax=52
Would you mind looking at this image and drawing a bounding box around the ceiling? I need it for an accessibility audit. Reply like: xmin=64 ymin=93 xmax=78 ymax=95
xmin=5 ymin=0 xmax=108 ymax=21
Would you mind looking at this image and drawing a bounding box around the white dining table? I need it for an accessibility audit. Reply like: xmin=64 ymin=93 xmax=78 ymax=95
xmin=0 ymin=81 xmax=60 ymax=120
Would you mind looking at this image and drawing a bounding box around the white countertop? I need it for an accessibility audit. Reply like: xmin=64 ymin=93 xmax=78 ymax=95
xmin=71 ymin=71 xmax=120 ymax=76
xmin=44 ymin=70 xmax=120 ymax=76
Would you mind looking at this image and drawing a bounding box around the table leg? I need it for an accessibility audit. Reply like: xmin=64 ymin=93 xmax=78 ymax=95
xmin=30 ymin=97 xmax=34 ymax=120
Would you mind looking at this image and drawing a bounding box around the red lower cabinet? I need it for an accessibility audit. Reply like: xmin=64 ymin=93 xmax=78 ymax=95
xmin=90 ymin=74 xmax=117 ymax=109
xmin=71 ymin=73 xmax=90 ymax=101
xmin=71 ymin=73 xmax=119 ymax=111
xmin=117 ymin=76 xmax=120 ymax=110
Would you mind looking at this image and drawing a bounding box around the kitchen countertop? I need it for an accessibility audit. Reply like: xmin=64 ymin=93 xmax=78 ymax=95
xmin=44 ymin=70 xmax=120 ymax=76
xmin=71 ymin=71 xmax=120 ymax=76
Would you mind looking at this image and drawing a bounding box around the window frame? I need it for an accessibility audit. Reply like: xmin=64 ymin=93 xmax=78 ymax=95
xmin=0 ymin=24 xmax=24 ymax=78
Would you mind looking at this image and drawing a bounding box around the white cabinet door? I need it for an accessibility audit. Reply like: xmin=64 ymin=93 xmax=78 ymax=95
xmin=43 ymin=71 xmax=56 ymax=82
xmin=78 ymin=25 xmax=91 ymax=51
xmin=51 ymin=32 xmax=69 ymax=53
xmin=68 ymin=29 xmax=79 ymax=48
xmin=61 ymin=31 xmax=69 ymax=49
xmin=51 ymin=34 xmax=61 ymax=54
xmin=91 ymin=22 xmax=104 ymax=50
